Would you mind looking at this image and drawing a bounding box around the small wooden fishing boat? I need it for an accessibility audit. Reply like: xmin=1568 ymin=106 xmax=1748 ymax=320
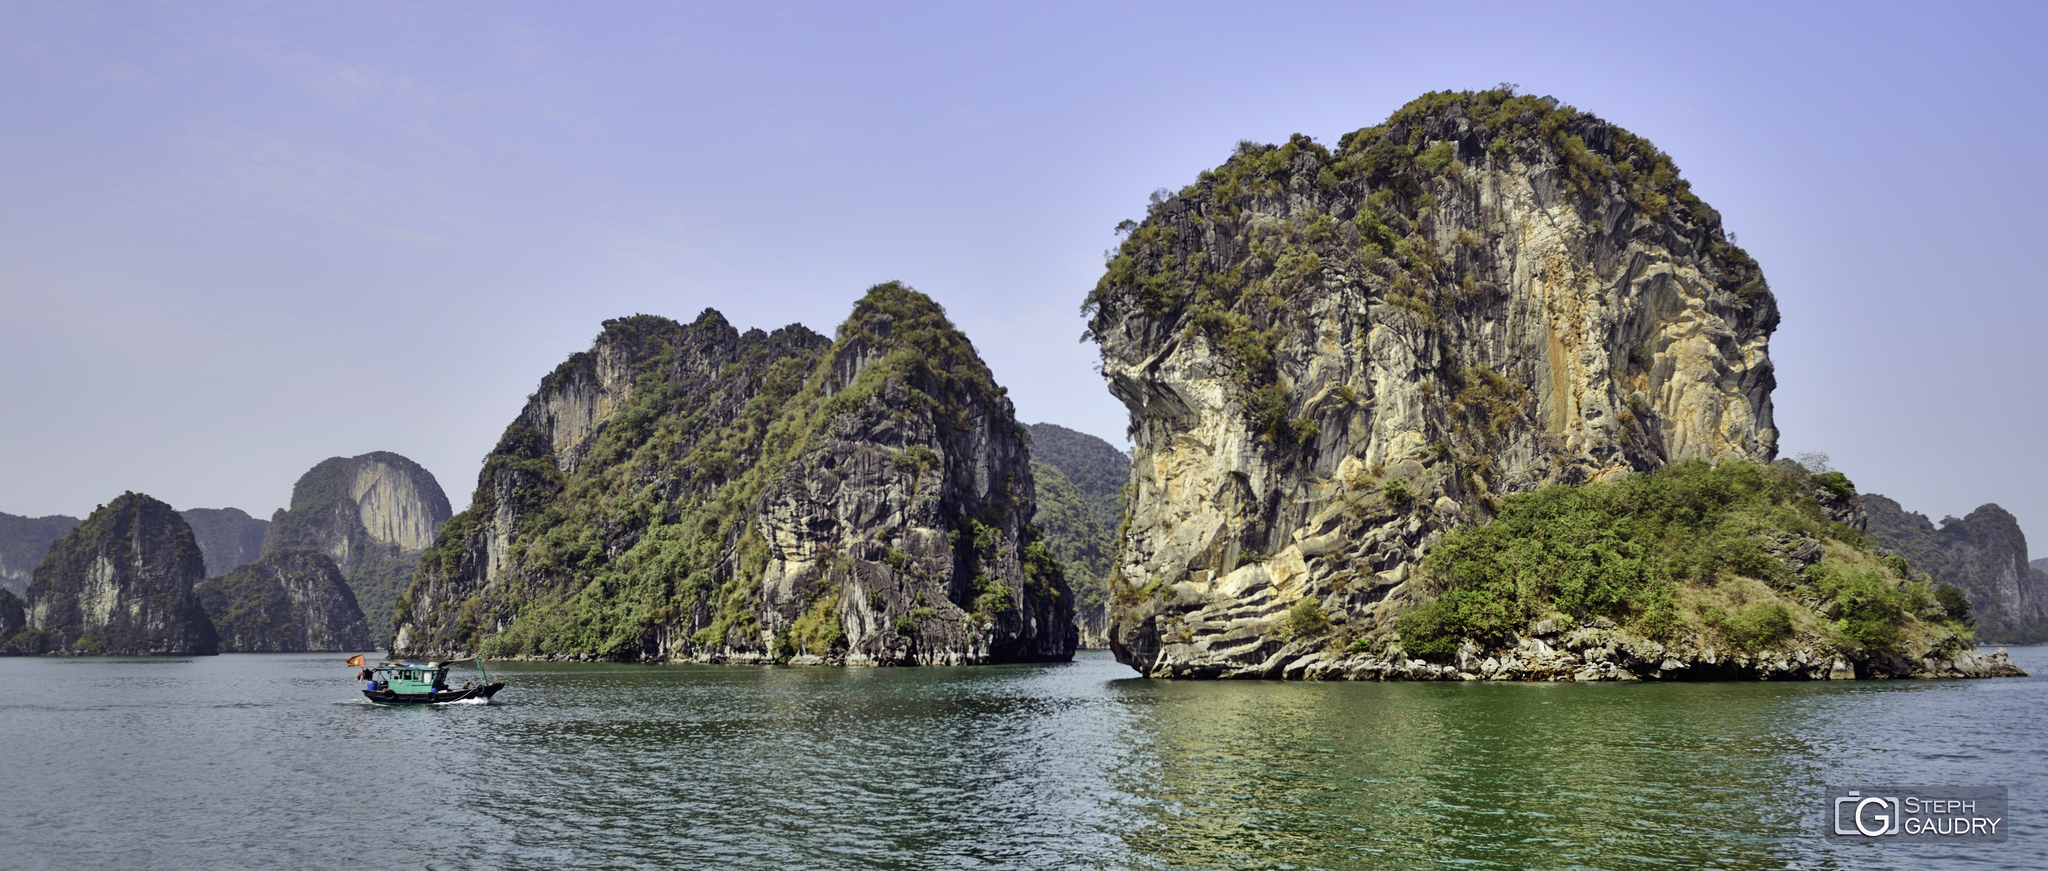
xmin=358 ymin=657 xmax=505 ymax=705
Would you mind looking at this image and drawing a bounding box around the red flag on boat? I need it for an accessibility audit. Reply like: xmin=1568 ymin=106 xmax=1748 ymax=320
xmin=346 ymin=654 xmax=365 ymax=668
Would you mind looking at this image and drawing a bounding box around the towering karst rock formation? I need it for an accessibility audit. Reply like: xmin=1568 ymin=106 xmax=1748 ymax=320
xmin=179 ymin=507 xmax=269 ymax=576
xmin=1086 ymin=89 xmax=1780 ymax=676
xmin=0 ymin=512 xmax=80 ymax=595
xmin=393 ymin=284 xmax=1074 ymax=664
xmin=263 ymin=452 xmax=452 ymax=630
xmin=17 ymin=493 xmax=218 ymax=656
xmin=195 ymin=548 xmax=371 ymax=652
xmin=1862 ymin=496 xmax=2048 ymax=643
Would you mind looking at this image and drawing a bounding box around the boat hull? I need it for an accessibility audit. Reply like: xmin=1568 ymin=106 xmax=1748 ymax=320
xmin=362 ymin=682 xmax=505 ymax=705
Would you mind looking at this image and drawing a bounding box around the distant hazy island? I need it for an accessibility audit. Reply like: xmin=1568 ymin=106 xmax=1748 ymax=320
xmin=0 ymin=451 xmax=454 ymax=656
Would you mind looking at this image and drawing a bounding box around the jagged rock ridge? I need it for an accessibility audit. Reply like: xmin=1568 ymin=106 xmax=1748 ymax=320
xmin=393 ymin=285 xmax=1075 ymax=665
xmin=1862 ymin=495 xmax=2048 ymax=643
xmin=195 ymin=549 xmax=371 ymax=652
xmin=180 ymin=507 xmax=268 ymax=576
xmin=1086 ymin=88 xmax=1780 ymax=677
xmin=14 ymin=493 xmax=218 ymax=656
xmin=0 ymin=512 xmax=80 ymax=596
xmin=264 ymin=452 xmax=452 ymax=631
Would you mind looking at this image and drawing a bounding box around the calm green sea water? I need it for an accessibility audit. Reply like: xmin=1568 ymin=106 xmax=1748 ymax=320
xmin=0 ymin=648 xmax=2041 ymax=870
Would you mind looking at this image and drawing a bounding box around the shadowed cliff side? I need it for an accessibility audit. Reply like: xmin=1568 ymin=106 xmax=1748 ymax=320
xmin=393 ymin=284 xmax=1074 ymax=664
xmin=195 ymin=548 xmax=371 ymax=652
xmin=0 ymin=512 xmax=80 ymax=596
xmin=1086 ymin=88 xmax=1778 ymax=677
xmin=180 ymin=507 xmax=268 ymax=576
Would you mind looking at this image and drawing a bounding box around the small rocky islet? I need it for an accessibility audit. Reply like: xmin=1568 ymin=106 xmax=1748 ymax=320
xmin=4 ymin=88 xmax=2039 ymax=680
xmin=1081 ymin=87 xmax=2022 ymax=680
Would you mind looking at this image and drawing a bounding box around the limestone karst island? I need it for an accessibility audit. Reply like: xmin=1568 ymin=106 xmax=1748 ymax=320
xmin=3 ymin=90 xmax=2038 ymax=683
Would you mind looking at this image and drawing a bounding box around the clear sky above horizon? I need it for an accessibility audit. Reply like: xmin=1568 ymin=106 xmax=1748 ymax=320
xmin=5 ymin=1 xmax=2047 ymax=546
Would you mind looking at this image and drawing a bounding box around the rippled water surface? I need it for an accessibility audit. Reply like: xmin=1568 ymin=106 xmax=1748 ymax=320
xmin=2 ymin=648 xmax=2043 ymax=869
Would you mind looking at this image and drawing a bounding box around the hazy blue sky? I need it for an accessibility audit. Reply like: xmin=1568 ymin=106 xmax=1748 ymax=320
xmin=5 ymin=1 xmax=2046 ymax=545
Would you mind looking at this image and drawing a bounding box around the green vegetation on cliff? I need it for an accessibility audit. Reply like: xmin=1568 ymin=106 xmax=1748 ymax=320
xmin=1026 ymin=424 xmax=1129 ymax=527
xmin=1397 ymin=461 xmax=1970 ymax=663
xmin=404 ymin=283 xmax=1073 ymax=664
xmin=1030 ymin=463 xmax=1112 ymax=623
xmin=194 ymin=548 xmax=370 ymax=652
xmin=1861 ymin=495 xmax=2048 ymax=644
xmin=441 ymin=311 xmax=833 ymax=658
xmin=1024 ymin=423 xmax=1129 ymax=642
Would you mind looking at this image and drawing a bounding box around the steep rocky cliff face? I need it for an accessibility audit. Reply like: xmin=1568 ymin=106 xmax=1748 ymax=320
xmin=0 ymin=512 xmax=80 ymax=595
xmin=393 ymin=285 xmax=1074 ymax=665
xmin=1863 ymin=495 xmax=2048 ymax=643
xmin=180 ymin=507 xmax=268 ymax=576
xmin=264 ymin=452 xmax=452 ymax=631
xmin=1026 ymin=423 xmax=1129 ymax=647
xmin=16 ymin=493 xmax=218 ymax=656
xmin=1085 ymin=89 xmax=1778 ymax=677
xmin=195 ymin=549 xmax=370 ymax=652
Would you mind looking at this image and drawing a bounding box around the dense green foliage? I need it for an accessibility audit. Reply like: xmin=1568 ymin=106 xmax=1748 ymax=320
xmin=1029 ymin=463 xmax=1111 ymax=619
xmin=1026 ymin=424 xmax=1129 ymax=527
xmin=1397 ymin=460 xmax=1929 ymax=661
xmin=1934 ymin=584 xmax=1973 ymax=623
xmin=463 ymin=315 xmax=827 ymax=658
xmin=1024 ymin=424 xmax=1128 ymax=638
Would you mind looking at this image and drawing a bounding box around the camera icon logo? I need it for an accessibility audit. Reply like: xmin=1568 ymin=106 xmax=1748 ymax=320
xmin=1834 ymin=791 xmax=1901 ymax=837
